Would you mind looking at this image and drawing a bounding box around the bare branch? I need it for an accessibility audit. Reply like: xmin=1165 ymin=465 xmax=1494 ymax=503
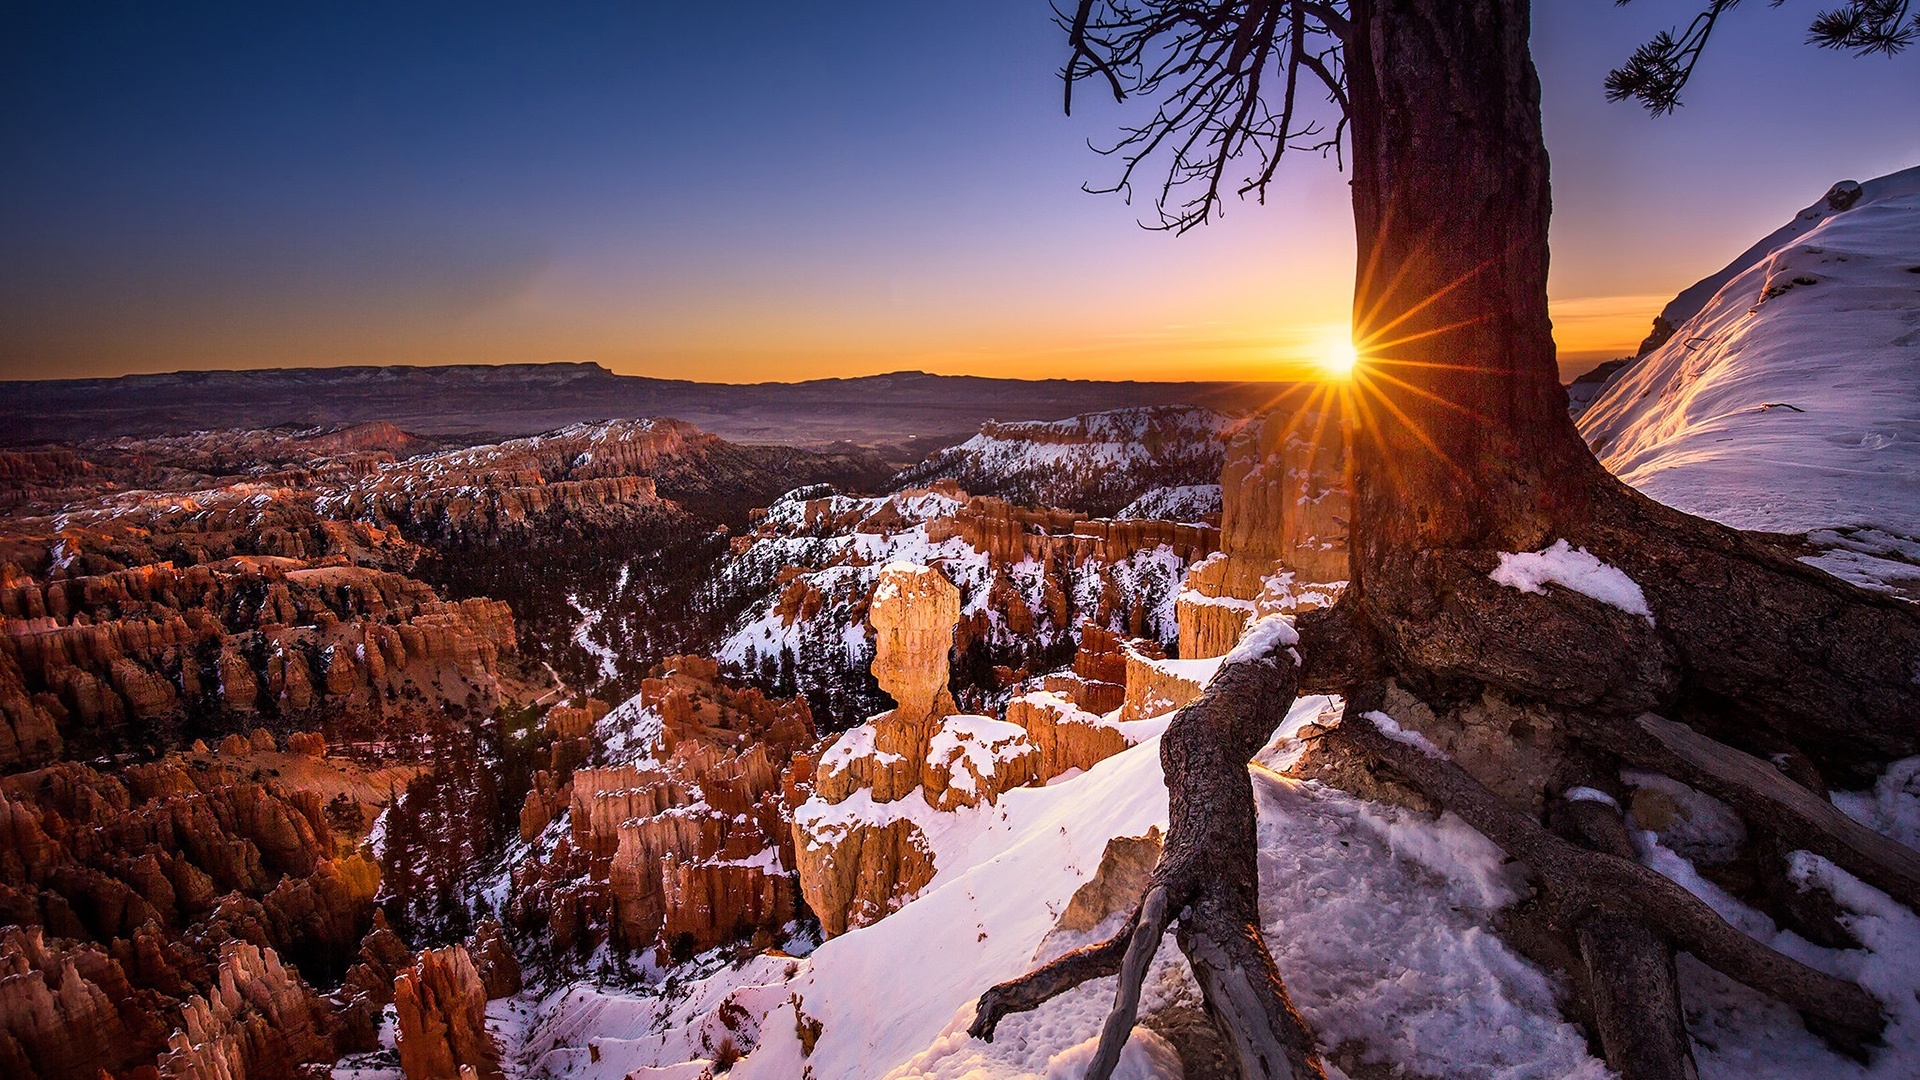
xmin=1085 ymin=886 xmax=1172 ymax=1080
xmin=1060 ymin=1 xmax=1351 ymax=231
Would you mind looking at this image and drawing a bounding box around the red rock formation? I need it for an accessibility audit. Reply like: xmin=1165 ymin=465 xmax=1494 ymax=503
xmin=393 ymin=945 xmax=502 ymax=1080
xmin=868 ymin=564 xmax=961 ymax=726
xmin=926 ymin=496 xmax=1218 ymax=567
xmin=336 ymin=916 xmax=413 ymax=1052
xmin=796 ymin=564 xmax=1055 ymax=936
xmin=153 ymin=940 xmax=338 ymax=1080
xmin=1034 ymin=622 xmax=1129 ymax=715
xmin=1176 ymin=408 xmax=1350 ymax=658
xmin=1119 ymin=646 xmax=1210 ymax=723
xmin=0 ymin=745 xmax=408 ymax=1078
xmin=466 ymin=919 xmax=522 ymax=1000
xmin=510 ymin=663 xmax=816 ymax=960
xmin=0 ymin=558 xmax=518 ymax=766
xmin=0 ymin=926 xmax=166 ymax=1080
xmin=1005 ymin=692 xmax=1130 ymax=781
xmin=791 ymin=811 xmax=936 ymax=938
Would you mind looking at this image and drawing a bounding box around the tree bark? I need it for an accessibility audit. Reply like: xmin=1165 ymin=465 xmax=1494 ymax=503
xmin=1346 ymin=0 xmax=1601 ymax=562
xmin=971 ymin=635 xmax=1325 ymax=1080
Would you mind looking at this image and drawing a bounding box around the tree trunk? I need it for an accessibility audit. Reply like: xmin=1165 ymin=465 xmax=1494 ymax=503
xmin=1346 ymin=0 xmax=1601 ymax=562
xmin=972 ymin=2 xmax=1920 ymax=1074
xmin=1336 ymin=0 xmax=1920 ymax=781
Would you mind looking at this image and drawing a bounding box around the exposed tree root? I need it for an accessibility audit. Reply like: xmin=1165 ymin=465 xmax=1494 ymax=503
xmin=969 ymin=635 xmax=1326 ymax=1080
xmin=1085 ymin=886 xmax=1171 ymax=1078
xmin=1556 ymin=793 xmax=1700 ymax=1079
xmin=969 ymin=512 xmax=1920 ymax=1078
xmin=1573 ymin=710 xmax=1920 ymax=912
xmin=1337 ymin=707 xmax=1887 ymax=1050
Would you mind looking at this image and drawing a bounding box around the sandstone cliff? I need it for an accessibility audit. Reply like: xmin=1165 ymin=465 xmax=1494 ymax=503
xmin=1176 ymin=408 xmax=1349 ymax=658
xmin=393 ymin=945 xmax=502 ymax=1080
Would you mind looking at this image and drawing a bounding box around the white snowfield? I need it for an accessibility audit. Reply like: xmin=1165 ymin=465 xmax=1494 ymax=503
xmin=1578 ymin=165 xmax=1920 ymax=592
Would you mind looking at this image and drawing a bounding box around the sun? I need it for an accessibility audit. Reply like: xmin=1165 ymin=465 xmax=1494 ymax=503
xmin=1315 ymin=331 xmax=1360 ymax=379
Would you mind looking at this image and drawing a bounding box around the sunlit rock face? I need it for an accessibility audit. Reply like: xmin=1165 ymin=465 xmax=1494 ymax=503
xmin=868 ymin=562 xmax=962 ymax=728
xmin=926 ymin=495 xmax=1218 ymax=568
xmin=1177 ymin=408 xmax=1349 ymax=658
xmin=1004 ymin=692 xmax=1128 ymax=779
xmin=507 ymin=658 xmax=815 ymax=962
xmin=892 ymin=405 xmax=1245 ymax=516
xmin=393 ymin=944 xmax=503 ymax=1080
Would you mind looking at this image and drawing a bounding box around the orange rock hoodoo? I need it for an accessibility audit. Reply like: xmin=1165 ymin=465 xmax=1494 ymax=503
xmin=508 ymin=659 xmax=815 ymax=960
xmin=795 ymin=564 xmax=1152 ymax=938
xmin=393 ymin=944 xmax=503 ymax=1080
xmin=1177 ymin=408 xmax=1350 ymax=658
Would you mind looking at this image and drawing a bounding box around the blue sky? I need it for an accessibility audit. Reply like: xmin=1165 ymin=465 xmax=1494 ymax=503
xmin=2 ymin=0 xmax=1915 ymax=381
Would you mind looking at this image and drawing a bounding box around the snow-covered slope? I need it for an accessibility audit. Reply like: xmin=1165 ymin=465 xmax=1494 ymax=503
xmin=1579 ymin=165 xmax=1920 ymax=591
xmin=1118 ymin=484 xmax=1222 ymax=522
xmin=894 ymin=407 xmax=1245 ymax=516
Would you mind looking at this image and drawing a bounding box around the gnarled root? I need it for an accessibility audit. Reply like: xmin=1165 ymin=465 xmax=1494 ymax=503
xmin=1556 ymin=792 xmax=1700 ymax=1080
xmin=1572 ymin=710 xmax=1920 ymax=913
xmin=1338 ymin=707 xmax=1888 ymax=1052
xmin=968 ymin=628 xmax=1326 ymax=1079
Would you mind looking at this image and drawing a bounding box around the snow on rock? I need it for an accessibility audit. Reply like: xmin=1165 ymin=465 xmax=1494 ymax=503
xmin=1835 ymin=755 xmax=1920 ymax=852
xmin=894 ymin=406 xmax=1246 ymax=517
xmin=1118 ymin=484 xmax=1223 ymax=522
xmin=507 ymin=684 xmax=1920 ymax=1080
xmin=927 ymin=715 xmax=1038 ymax=799
xmin=1490 ymin=539 xmax=1654 ymax=622
xmin=1579 ymin=166 xmax=1920 ymax=592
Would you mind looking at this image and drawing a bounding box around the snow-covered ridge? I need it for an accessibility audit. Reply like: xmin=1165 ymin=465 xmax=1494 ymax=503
xmin=894 ymin=406 xmax=1246 ymax=517
xmin=1579 ymin=165 xmax=1920 ymax=592
xmin=1118 ymin=483 xmax=1222 ymax=522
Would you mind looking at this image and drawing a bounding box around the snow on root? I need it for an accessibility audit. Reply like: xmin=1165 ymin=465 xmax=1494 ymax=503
xmin=1222 ymin=612 xmax=1301 ymax=666
xmin=1490 ymin=539 xmax=1654 ymax=622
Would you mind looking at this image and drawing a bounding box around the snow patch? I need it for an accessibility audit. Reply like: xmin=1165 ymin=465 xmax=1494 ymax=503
xmin=1490 ymin=539 xmax=1654 ymax=623
xmin=1364 ymin=711 xmax=1446 ymax=760
xmin=1223 ymin=613 xmax=1300 ymax=666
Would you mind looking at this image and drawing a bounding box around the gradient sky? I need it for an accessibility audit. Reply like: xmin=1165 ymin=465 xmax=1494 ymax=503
xmin=3 ymin=1 xmax=1916 ymax=384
